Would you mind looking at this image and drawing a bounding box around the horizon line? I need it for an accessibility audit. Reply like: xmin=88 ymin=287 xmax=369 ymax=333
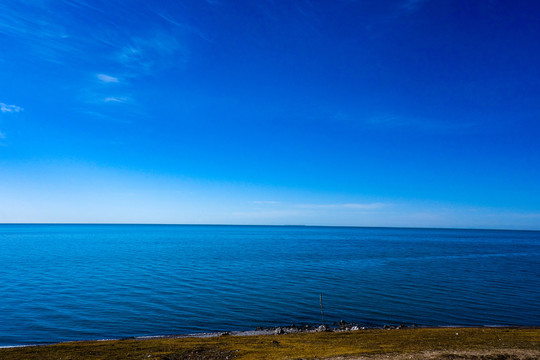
xmin=1 ymin=222 xmax=538 ymax=232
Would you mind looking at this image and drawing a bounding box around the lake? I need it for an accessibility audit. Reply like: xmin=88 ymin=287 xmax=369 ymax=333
xmin=0 ymin=224 xmax=539 ymax=346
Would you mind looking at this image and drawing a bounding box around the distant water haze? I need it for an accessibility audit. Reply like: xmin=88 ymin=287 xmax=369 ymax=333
xmin=0 ymin=224 xmax=539 ymax=347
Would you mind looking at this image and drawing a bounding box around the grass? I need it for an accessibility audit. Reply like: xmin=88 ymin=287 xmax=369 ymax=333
xmin=1 ymin=327 xmax=538 ymax=360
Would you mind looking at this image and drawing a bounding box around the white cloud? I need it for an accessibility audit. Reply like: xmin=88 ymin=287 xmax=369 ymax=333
xmin=251 ymin=200 xmax=280 ymax=205
xmin=97 ymin=74 xmax=119 ymax=83
xmin=0 ymin=103 xmax=23 ymax=113
xmin=104 ymin=97 xmax=129 ymax=103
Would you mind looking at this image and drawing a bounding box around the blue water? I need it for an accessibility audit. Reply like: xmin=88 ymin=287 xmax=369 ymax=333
xmin=0 ymin=225 xmax=539 ymax=346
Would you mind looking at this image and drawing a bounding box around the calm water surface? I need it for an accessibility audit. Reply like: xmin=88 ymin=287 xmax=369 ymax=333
xmin=0 ymin=225 xmax=539 ymax=346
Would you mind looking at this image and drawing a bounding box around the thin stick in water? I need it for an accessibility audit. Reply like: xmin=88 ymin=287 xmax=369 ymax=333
xmin=320 ymin=293 xmax=325 ymax=324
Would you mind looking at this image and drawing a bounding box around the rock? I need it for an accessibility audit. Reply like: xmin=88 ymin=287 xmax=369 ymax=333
xmin=351 ymin=325 xmax=359 ymax=331
xmin=317 ymin=324 xmax=330 ymax=332
xmin=274 ymin=327 xmax=285 ymax=335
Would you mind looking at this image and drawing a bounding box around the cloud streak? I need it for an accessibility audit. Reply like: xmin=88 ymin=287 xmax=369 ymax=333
xmin=114 ymin=32 xmax=188 ymax=74
xmin=0 ymin=1 xmax=193 ymax=74
xmin=97 ymin=74 xmax=119 ymax=83
xmin=0 ymin=103 xmax=23 ymax=113
xmin=295 ymin=203 xmax=386 ymax=210
xmin=104 ymin=97 xmax=129 ymax=103
xmin=250 ymin=201 xmax=387 ymax=210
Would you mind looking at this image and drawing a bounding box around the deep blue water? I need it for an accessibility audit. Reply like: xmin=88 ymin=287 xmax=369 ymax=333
xmin=0 ymin=225 xmax=539 ymax=346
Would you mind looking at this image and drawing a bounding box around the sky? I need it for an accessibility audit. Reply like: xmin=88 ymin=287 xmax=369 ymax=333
xmin=1 ymin=0 xmax=539 ymax=229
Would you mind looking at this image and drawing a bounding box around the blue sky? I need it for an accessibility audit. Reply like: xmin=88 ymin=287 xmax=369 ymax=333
xmin=1 ymin=0 xmax=539 ymax=229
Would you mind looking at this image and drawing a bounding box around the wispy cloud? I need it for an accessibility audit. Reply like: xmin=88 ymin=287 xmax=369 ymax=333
xmin=0 ymin=102 xmax=20 ymax=142
xmin=62 ymin=0 xmax=109 ymax=14
xmin=0 ymin=1 xmax=194 ymax=74
xmin=78 ymin=88 xmax=132 ymax=105
xmin=0 ymin=1 xmax=122 ymax=65
xmin=249 ymin=201 xmax=386 ymax=210
xmin=0 ymin=0 xmax=198 ymax=128
xmin=0 ymin=103 xmax=23 ymax=113
xmin=114 ymin=32 xmax=188 ymax=74
xmin=295 ymin=203 xmax=386 ymax=210
xmin=104 ymin=96 xmax=129 ymax=103
xmin=150 ymin=8 xmax=214 ymax=44
xmin=97 ymin=74 xmax=119 ymax=83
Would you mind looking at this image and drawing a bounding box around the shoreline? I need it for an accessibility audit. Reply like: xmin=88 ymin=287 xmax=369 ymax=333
xmin=2 ymin=323 xmax=538 ymax=349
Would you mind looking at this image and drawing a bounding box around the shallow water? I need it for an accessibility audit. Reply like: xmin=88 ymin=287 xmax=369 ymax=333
xmin=0 ymin=224 xmax=539 ymax=346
